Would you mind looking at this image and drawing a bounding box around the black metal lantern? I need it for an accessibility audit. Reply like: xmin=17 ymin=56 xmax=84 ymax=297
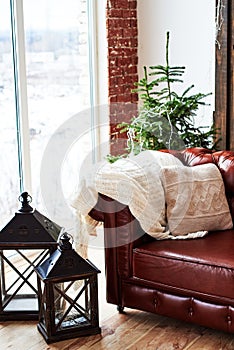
xmin=0 ymin=192 xmax=62 ymax=321
xmin=35 ymin=232 xmax=101 ymax=344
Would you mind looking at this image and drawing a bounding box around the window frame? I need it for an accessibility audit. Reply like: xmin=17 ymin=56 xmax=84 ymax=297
xmin=10 ymin=0 xmax=31 ymax=192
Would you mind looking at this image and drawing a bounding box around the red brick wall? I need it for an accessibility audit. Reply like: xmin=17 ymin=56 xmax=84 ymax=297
xmin=106 ymin=0 xmax=138 ymax=155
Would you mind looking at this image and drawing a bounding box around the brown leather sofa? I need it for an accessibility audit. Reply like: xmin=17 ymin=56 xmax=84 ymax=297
xmin=89 ymin=148 xmax=234 ymax=333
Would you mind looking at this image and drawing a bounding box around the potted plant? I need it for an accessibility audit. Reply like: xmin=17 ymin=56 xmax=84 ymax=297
xmin=108 ymin=32 xmax=220 ymax=162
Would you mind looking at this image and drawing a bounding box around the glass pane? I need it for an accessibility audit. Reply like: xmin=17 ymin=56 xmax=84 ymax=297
xmin=53 ymin=279 xmax=91 ymax=330
xmin=0 ymin=0 xmax=21 ymax=228
xmin=38 ymin=279 xmax=46 ymax=325
xmin=23 ymin=0 xmax=92 ymax=219
xmin=0 ymin=249 xmax=49 ymax=312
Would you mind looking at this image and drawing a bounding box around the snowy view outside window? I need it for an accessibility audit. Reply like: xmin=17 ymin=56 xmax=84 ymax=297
xmin=0 ymin=0 xmax=93 ymax=228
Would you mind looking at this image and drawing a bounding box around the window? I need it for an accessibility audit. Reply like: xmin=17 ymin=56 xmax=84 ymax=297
xmin=0 ymin=0 xmax=20 ymax=225
xmin=0 ymin=0 xmax=103 ymax=229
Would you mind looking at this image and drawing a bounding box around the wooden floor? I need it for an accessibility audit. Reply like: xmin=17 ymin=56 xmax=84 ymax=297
xmin=1 ymin=308 xmax=234 ymax=349
xmin=1 ymin=244 xmax=234 ymax=349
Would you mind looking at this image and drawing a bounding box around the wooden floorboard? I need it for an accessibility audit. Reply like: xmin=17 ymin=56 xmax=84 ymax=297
xmin=1 ymin=309 xmax=234 ymax=349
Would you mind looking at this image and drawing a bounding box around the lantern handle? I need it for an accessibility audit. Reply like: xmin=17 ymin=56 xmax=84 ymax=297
xmin=66 ymin=232 xmax=74 ymax=244
xmin=18 ymin=192 xmax=33 ymax=212
xmin=58 ymin=228 xmax=74 ymax=244
xmin=59 ymin=232 xmax=72 ymax=250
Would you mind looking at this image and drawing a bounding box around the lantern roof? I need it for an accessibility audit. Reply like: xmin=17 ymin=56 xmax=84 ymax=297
xmin=0 ymin=192 xmax=62 ymax=246
xmin=35 ymin=233 xmax=100 ymax=281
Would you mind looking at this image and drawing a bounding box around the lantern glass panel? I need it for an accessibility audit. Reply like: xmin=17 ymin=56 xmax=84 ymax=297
xmin=38 ymin=279 xmax=46 ymax=326
xmin=0 ymin=248 xmax=50 ymax=312
xmin=53 ymin=279 xmax=92 ymax=331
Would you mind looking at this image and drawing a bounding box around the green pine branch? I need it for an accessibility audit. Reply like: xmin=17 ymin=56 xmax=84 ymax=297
xmin=108 ymin=31 xmax=221 ymax=162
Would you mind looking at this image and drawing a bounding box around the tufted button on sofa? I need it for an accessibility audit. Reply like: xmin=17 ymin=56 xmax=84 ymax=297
xmin=89 ymin=148 xmax=234 ymax=333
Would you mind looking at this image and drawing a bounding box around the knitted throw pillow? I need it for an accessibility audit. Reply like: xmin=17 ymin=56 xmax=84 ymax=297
xmin=161 ymin=163 xmax=233 ymax=236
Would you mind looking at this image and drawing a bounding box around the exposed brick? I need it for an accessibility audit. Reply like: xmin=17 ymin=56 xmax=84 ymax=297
xmin=115 ymin=0 xmax=129 ymax=9
xmin=127 ymin=64 xmax=138 ymax=74
xmin=109 ymin=48 xmax=137 ymax=60
xmin=130 ymin=74 xmax=138 ymax=84
xmin=106 ymin=0 xmax=119 ymax=8
xmin=107 ymin=0 xmax=139 ymax=154
xmin=122 ymin=9 xmax=137 ymax=18
xmin=108 ymin=38 xmax=117 ymax=47
xmin=109 ymin=37 xmax=138 ymax=48
xmin=131 ymin=93 xmax=138 ymax=102
xmin=123 ymin=27 xmax=138 ymax=38
xmin=117 ymin=75 xmax=132 ymax=85
xmin=121 ymin=18 xmax=132 ymax=28
xmin=109 ymin=104 xmax=126 ymax=116
xmin=109 ymin=76 xmax=118 ymax=87
xmin=117 ymin=56 xmax=132 ymax=66
xmin=109 ymin=140 xmax=128 ymax=156
xmin=122 ymin=84 xmax=134 ymax=93
xmin=108 ymin=27 xmax=123 ymax=38
xmin=132 ymin=56 xmax=138 ymax=65
xmin=107 ymin=18 xmax=122 ymax=28
xmin=109 ymin=57 xmax=118 ymax=67
xmin=110 ymin=95 xmax=118 ymax=102
xmin=109 ymin=85 xmax=124 ymax=95
xmin=128 ymin=0 xmax=137 ymax=9
xmin=108 ymin=47 xmax=121 ymax=56
xmin=121 ymin=48 xmax=137 ymax=58
xmin=117 ymin=56 xmax=138 ymax=66
xmin=130 ymin=18 xmax=137 ymax=27
xmin=107 ymin=8 xmax=123 ymax=17
xmin=108 ymin=65 xmax=123 ymax=76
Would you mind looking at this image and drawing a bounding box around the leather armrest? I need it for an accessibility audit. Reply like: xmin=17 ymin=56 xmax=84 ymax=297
xmin=90 ymin=193 xmax=153 ymax=277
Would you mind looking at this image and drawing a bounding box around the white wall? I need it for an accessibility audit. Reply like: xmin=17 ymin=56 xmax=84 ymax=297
xmin=138 ymin=0 xmax=216 ymax=127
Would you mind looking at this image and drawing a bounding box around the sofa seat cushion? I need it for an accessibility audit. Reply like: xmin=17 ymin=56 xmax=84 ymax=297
xmin=133 ymin=230 xmax=234 ymax=300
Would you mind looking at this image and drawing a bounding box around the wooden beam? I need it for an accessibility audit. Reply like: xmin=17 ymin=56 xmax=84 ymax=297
xmin=215 ymin=0 xmax=230 ymax=149
xmin=215 ymin=0 xmax=234 ymax=150
xmin=228 ymin=1 xmax=234 ymax=149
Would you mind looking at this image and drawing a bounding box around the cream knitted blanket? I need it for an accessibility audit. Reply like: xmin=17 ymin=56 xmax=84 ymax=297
xmin=71 ymin=150 xmax=216 ymax=256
